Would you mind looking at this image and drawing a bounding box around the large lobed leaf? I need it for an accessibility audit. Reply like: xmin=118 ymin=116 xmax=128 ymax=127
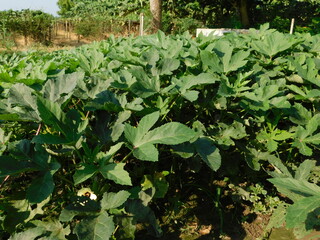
xmin=124 ymin=111 xmax=196 ymax=162
xmin=74 ymin=211 xmax=115 ymax=240
xmin=268 ymin=178 xmax=320 ymax=202
xmin=42 ymin=72 xmax=84 ymax=104
xmin=101 ymin=190 xmax=131 ymax=210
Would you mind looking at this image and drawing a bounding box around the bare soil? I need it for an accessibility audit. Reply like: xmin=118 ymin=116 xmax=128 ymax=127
xmin=1 ymin=29 xmax=100 ymax=52
xmin=0 ymin=25 xmax=142 ymax=53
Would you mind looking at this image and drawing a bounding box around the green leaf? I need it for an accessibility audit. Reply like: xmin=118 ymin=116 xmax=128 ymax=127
xmin=265 ymin=203 xmax=287 ymax=232
xmin=125 ymin=199 xmax=162 ymax=237
xmin=124 ymin=111 xmax=160 ymax=145
xmin=97 ymin=142 xmax=124 ymax=166
xmin=0 ymin=113 xmax=20 ymax=121
xmin=215 ymin=121 xmax=247 ymax=148
xmin=244 ymin=148 xmax=271 ymax=171
xmin=134 ymin=111 xmax=160 ymax=143
xmin=286 ymin=196 xmax=320 ymax=228
xmin=137 ymin=122 xmax=196 ymax=147
xmin=201 ymin=41 xmax=249 ymax=73
xmin=124 ymin=112 xmax=196 ymax=162
xmin=289 ymin=103 xmax=312 ymax=125
xmin=272 ymin=130 xmax=294 ymax=141
xmin=172 ymin=142 xmax=195 ymax=159
xmin=8 ymin=83 xmax=37 ymax=111
xmin=293 ymin=131 xmax=313 ymax=156
xmin=182 ymin=90 xmax=199 ymax=102
xmin=124 ymin=125 xmax=138 ymax=146
xmin=74 ymin=211 xmax=115 ymax=240
xmin=133 ymin=143 xmax=159 ymax=162
xmin=27 ymin=197 xmax=51 ymax=222
xmin=267 ymin=155 xmax=292 ymax=178
xmin=129 ymin=66 xmax=160 ymax=98
xmin=306 ymin=114 xmax=320 ymax=135
xmin=32 ymin=134 xmax=69 ymax=145
xmin=194 ymin=137 xmax=221 ymax=171
xmin=101 ymin=190 xmax=131 ymax=210
xmin=200 ymin=50 xmax=223 ymax=73
xmin=7 ymin=83 xmax=40 ymax=121
xmin=174 ymin=73 xmax=219 ymax=93
xmin=26 ymin=172 xmax=55 ymax=203
xmin=100 ymin=163 xmax=132 ymax=186
xmin=268 ymin=178 xmax=320 ymax=202
xmin=9 ymin=227 xmax=45 ymax=240
xmin=76 ymin=48 xmax=104 ymax=74
xmin=43 ymin=72 xmax=83 ymax=104
xmin=293 ymin=58 xmax=320 ymax=87
xmin=141 ymin=47 xmax=159 ymax=66
xmin=32 ymin=219 xmax=71 ymax=239
xmin=156 ymin=58 xmax=180 ymax=75
xmin=295 ymin=160 xmax=316 ymax=181
xmin=32 ymin=144 xmax=53 ymax=170
xmin=293 ymin=122 xmax=320 ymax=156
xmin=251 ymin=31 xmax=297 ymax=57
xmin=287 ymin=84 xmax=306 ymax=97
xmin=111 ymin=111 xmax=131 ymax=142
xmin=3 ymin=199 xmax=30 ymax=233
xmin=141 ymin=173 xmax=169 ymax=198
xmin=60 ymin=196 xmax=101 ymax=222
xmin=0 ymin=156 xmax=33 ymax=177
xmin=73 ymin=164 xmax=98 ymax=185
xmin=116 ymin=217 xmax=136 ymax=240
xmin=241 ymin=85 xmax=280 ymax=111
xmin=257 ymin=129 xmax=293 ymax=152
xmin=85 ymin=90 xmax=122 ymax=112
xmin=37 ymin=96 xmax=66 ymax=134
xmin=59 ymin=209 xmax=78 ymax=222
xmin=221 ymin=48 xmax=249 ymax=73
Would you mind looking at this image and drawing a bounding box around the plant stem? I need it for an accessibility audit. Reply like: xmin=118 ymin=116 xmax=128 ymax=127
xmin=0 ymin=175 xmax=10 ymax=188
xmin=161 ymin=95 xmax=179 ymax=121
xmin=36 ymin=123 xmax=42 ymax=135
xmin=56 ymin=173 xmax=74 ymax=185
xmin=121 ymin=150 xmax=133 ymax=162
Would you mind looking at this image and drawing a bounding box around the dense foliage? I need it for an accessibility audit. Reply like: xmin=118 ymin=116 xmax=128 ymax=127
xmin=57 ymin=0 xmax=320 ymax=34
xmin=1 ymin=26 xmax=320 ymax=239
xmin=58 ymin=0 xmax=145 ymax=18
xmin=0 ymin=10 xmax=54 ymax=45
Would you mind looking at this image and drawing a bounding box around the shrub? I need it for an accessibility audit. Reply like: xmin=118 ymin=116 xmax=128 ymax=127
xmin=74 ymin=17 xmax=104 ymax=38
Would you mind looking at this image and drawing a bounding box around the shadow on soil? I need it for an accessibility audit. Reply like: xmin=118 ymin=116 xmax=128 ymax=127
xmin=135 ymin=186 xmax=251 ymax=240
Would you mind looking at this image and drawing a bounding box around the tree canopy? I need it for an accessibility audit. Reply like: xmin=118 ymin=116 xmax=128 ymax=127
xmin=57 ymin=0 xmax=147 ymax=19
xmin=57 ymin=0 xmax=320 ymax=34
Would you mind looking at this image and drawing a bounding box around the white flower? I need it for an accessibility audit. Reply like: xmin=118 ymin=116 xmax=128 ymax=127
xmin=77 ymin=188 xmax=97 ymax=200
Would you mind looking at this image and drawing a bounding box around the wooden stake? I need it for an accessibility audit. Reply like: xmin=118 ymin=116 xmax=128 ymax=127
xmin=140 ymin=13 xmax=144 ymax=36
xmin=128 ymin=20 xmax=131 ymax=36
xmin=65 ymin=20 xmax=67 ymax=38
xmin=290 ymin=18 xmax=295 ymax=34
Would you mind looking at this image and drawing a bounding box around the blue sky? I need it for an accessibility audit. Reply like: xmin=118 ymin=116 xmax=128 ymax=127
xmin=0 ymin=0 xmax=59 ymax=16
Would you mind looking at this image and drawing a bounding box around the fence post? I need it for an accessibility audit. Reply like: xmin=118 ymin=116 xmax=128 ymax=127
xmin=139 ymin=13 xmax=144 ymax=36
xmin=66 ymin=20 xmax=69 ymax=39
xmin=55 ymin=20 xmax=58 ymax=36
xmin=290 ymin=18 xmax=295 ymax=34
xmin=128 ymin=20 xmax=131 ymax=36
xmin=64 ymin=20 xmax=67 ymax=38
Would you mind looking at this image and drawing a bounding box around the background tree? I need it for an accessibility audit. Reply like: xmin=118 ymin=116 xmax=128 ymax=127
xmin=237 ymin=0 xmax=250 ymax=27
xmin=57 ymin=0 xmax=75 ymax=17
xmin=56 ymin=0 xmax=320 ymax=34
xmin=149 ymin=0 xmax=162 ymax=32
xmin=57 ymin=0 xmax=147 ymax=19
